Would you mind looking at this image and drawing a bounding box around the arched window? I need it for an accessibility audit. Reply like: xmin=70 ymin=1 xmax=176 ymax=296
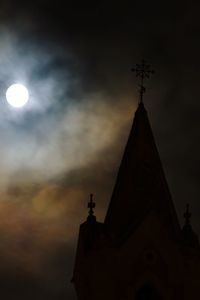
xmin=135 ymin=283 xmax=162 ymax=300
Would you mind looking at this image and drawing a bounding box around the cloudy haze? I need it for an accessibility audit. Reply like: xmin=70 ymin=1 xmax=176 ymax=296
xmin=0 ymin=1 xmax=199 ymax=299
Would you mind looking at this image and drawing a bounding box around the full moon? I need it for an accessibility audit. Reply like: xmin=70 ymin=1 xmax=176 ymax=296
xmin=6 ymin=83 xmax=29 ymax=108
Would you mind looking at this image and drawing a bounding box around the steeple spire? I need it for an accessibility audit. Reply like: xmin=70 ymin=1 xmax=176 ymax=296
xmin=181 ymin=203 xmax=199 ymax=248
xmin=104 ymin=63 xmax=180 ymax=242
xmin=88 ymin=193 xmax=95 ymax=216
xmin=87 ymin=193 xmax=96 ymax=223
xmin=131 ymin=60 xmax=154 ymax=104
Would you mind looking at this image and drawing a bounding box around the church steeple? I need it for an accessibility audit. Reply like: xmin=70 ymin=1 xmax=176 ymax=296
xmin=72 ymin=64 xmax=200 ymax=300
xmin=104 ymin=63 xmax=180 ymax=242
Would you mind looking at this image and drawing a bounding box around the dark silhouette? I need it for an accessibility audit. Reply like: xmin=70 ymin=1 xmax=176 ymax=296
xmin=131 ymin=60 xmax=154 ymax=104
xmin=72 ymin=63 xmax=200 ymax=299
xmin=136 ymin=284 xmax=162 ymax=300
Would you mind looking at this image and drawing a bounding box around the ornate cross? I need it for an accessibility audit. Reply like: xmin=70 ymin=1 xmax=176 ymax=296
xmin=131 ymin=60 xmax=154 ymax=104
xmin=184 ymin=203 xmax=191 ymax=225
xmin=88 ymin=193 xmax=95 ymax=216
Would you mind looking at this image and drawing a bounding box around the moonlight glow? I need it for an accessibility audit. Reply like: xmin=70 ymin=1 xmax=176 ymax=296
xmin=6 ymin=84 xmax=29 ymax=108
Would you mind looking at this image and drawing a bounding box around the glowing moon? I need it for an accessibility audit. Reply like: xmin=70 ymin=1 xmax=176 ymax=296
xmin=6 ymin=83 xmax=29 ymax=108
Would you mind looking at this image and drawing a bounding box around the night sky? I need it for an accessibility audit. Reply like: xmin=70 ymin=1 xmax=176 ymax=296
xmin=0 ymin=1 xmax=199 ymax=299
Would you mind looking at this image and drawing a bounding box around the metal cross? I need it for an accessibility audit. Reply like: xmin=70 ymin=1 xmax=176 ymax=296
xmin=88 ymin=193 xmax=95 ymax=216
xmin=184 ymin=203 xmax=191 ymax=225
xmin=131 ymin=60 xmax=154 ymax=104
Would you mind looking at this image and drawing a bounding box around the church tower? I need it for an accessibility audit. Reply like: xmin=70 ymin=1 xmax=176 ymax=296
xmin=72 ymin=61 xmax=200 ymax=300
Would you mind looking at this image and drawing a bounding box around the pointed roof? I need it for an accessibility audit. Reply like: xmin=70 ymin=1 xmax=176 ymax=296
xmin=104 ymin=102 xmax=181 ymax=242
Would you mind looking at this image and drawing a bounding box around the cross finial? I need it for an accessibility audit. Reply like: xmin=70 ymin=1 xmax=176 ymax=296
xmin=88 ymin=193 xmax=95 ymax=217
xmin=184 ymin=203 xmax=191 ymax=225
xmin=131 ymin=60 xmax=154 ymax=104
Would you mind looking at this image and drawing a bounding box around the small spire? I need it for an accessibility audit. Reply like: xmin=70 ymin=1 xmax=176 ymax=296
xmin=87 ymin=193 xmax=96 ymax=223
xmin=184 ymin=203 xmax=191 ymax=225
xmin=131 ymin=59 xmax=154 ymax=104
xmin=181 ymin=203 xmax=199 ymax=248
xmin=88 ymin=193 xmax=95 ymax=216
